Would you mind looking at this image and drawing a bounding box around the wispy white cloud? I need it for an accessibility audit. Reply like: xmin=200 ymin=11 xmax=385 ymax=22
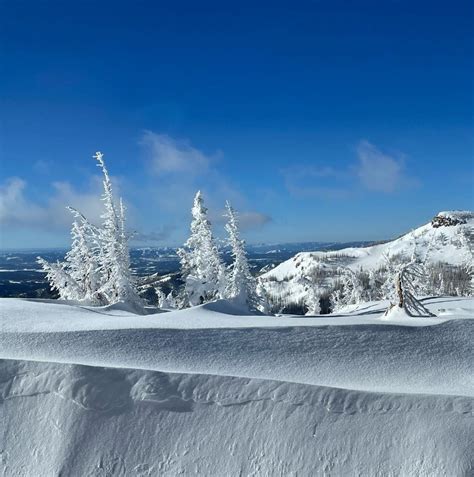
xmin=212 ymin=209 xmax=272 ymax=230
xmin=283 ymin=140 xmax=419 ymax=199
xmin=1 ymin=132 xmax=272 ymax=244
xmin=139 ymin=130 xmax=272 ymax=232
xmin=0 ymin=178 xmax=47 ymax=227
xmin=355 ymin=140 xmax=412 ymax=193
xmin=140 ymin=130 xmax=217 ymax=176
xmin=0 ymin=176 xmax=111 ymax=231
xmin=47 ymin=179 xmax=106 ymax=226
xmin=281 ymin=165 xmax=351 ymax=200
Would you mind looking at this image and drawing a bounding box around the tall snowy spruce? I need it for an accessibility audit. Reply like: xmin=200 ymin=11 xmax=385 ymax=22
xmin=38 ymin=152 xmax=141 ymax=308
xmin=223 ymin=201 xmax=259 ymax=310
xmin=94 ymin=153 xmax=142 ymax=307
xmin=177 ymin=191 xmax=225 ymax=306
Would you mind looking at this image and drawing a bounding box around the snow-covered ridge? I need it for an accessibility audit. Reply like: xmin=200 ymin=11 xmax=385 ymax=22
xmin=261 ymin=210 xmax=473 ymax=304
xmin=1 ymin=297 xmax=473 ymax=397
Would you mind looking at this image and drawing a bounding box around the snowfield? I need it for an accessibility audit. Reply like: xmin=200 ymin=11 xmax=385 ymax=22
xmin=1 ymin=297 xmax=473 ymax=476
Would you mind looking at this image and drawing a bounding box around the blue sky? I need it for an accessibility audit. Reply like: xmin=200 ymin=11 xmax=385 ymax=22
xmin=1 ymin=0 xmax=473 ymax=248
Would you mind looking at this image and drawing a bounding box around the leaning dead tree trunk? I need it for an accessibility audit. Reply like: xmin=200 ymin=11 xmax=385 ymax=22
xmin=386 ymin=260 xmax=435 ymax=317
xmin=396 ymin=272 xmax=404 ymax=309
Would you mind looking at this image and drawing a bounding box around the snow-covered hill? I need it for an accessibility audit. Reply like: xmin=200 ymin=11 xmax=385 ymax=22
xmin=1 ymin=297 xmax=473 ymax=475
xmin=261 ymin=211 xmax=474 ymax=306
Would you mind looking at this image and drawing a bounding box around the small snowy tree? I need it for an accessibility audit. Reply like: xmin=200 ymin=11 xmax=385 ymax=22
xmin=460 ymin=262 xmax=474 ymax=297
xmin=177 ymin=191 xmax=225 ymax=306
xmin=64 ymin=207 xmax=104 ymax=304
xmin=223 ymin=201 xmax=259 ymax=310
xmin=156 ymin=289 xmax=177 ymax=309
xmin=330 ymin=267 xmax=366 ymax=312
xmin=255 ymin=278 xmax=271 ymax=314
xmin=302 ymin=278 xmax=321 ymax=315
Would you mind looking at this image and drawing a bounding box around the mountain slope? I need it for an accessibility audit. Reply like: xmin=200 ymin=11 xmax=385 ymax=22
xmin=261 ymin=211 xmax=474 ymax=306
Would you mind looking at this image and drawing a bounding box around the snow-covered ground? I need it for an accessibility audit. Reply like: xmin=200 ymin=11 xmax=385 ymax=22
xmin=1 ymin=296 xmax=473 ymax=475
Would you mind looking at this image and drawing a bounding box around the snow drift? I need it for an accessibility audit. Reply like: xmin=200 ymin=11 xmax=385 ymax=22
xmin=1 ymin=297 xmax=473 ymax=475
xmin=2 ymin=360 xmax=473 ymax=476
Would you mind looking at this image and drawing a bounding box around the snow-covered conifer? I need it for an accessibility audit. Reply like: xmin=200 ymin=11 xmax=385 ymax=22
xmin=223 ymin=201 xmax=258 ymax=310
xmin=303 ymin=280 xmax=321 ymax=315
xmin=64 ymin=207 xmax=104 ymax=304
xmin=39 ymin=151 xmax=141 ymax=308
xmin=38 ymin=207 xmax=102 ymax=303
xmin=255 ymin=278 xmax=271 ymax=314
xmin=97 ymin=191 xmax=141 ymax=306
xmin=156 ymin=289 xmax=177 ymax=309
xmin=177 ymin=191 xmax=225 ymax=306
xmin=330 ymin=267 xmax=365 ymax=312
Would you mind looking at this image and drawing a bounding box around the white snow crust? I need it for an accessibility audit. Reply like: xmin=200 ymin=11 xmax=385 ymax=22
xmin=0 ymin=296 xmax=473 ymax=475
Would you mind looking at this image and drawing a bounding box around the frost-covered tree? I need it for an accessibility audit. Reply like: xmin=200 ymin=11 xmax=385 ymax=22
xmin=177 ymin=191 xmax=225 ymax=306
xmin=385 ymin=259 xmax=435 ymax=317
xmin=469 ymin=264 xmax=474 ymax=296
xmin=330 ymin=267 xmax=367 ymax=312
xmin=223 ymin=201 xmax=259 ymax=310
xmin=379 ymin=252 xmax=409 ymax=302
xmin=38 ymin=151 xmax=141 ymax=308
xmin=438 ymin=272 xmax=447 ymax=296
xmin=96 ymin=174 xmax=141 ymax=307
xmin=302 ymin=278 xmax=321 ymax=315
xmin=38 ymin=207 xmax=100 ymax=302
xmin=255 ymin=278 xmax=271 ymax=314
xmin=156 ymin=289 xmax=177 ymax=309
xmin=64 ymin=207 xmax=104 ymax=304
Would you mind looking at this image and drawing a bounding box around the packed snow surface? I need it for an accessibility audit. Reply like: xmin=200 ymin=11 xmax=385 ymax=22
xmin=1 ymin=297 xmax=473 ymax=475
